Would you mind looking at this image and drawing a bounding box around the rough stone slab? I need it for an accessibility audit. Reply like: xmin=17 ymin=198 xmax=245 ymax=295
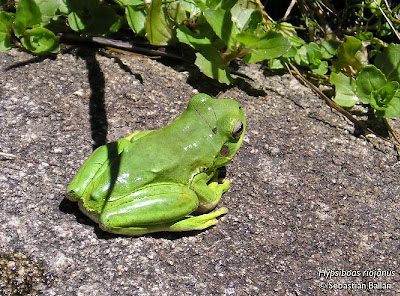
xmin=0 ymin=48 xmax=399 ymax=295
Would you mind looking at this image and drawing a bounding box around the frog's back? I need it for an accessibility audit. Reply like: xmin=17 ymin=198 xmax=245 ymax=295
xmin=84 ymin=110 xmax=224 ymax=212
xmin=118 ymin=115 xmax=222 ymax=185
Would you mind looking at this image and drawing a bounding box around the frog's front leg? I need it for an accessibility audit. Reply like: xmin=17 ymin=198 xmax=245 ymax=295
xmin=98 ymin=183 xmax=227 ymax=236
xmin=190 ymin=172 xmax=231 ymax=213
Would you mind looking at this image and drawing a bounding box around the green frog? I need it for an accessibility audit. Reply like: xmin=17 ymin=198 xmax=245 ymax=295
xmin=66 ymin=93 xmax=246 ymax=236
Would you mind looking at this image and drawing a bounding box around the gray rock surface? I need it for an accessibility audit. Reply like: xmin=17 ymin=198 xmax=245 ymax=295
xmin=0 ymin=47 xmax=399 ymax=295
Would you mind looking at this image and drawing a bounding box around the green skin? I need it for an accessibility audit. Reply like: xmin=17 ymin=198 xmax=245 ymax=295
xmin=66 ymin=94 xmax=246 ymax=236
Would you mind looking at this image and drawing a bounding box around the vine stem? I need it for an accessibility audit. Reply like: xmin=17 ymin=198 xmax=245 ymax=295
xmin=0 ymin=152 xmax=60 ymax=167
xmin=287 ymin=63 xmax=390 ymax=143
xmin=59 ymin=33 xmax=184 ymax=60
xmin=383 ymin=118 xmax=400 ymax=142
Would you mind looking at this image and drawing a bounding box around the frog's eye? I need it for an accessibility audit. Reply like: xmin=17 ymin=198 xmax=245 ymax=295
xmin=232 ymin=120 xmax=243 ymax=139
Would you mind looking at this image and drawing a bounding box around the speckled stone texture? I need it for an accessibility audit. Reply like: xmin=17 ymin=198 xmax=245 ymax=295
xmin=0 ymin=47 xmax=399 ymax=295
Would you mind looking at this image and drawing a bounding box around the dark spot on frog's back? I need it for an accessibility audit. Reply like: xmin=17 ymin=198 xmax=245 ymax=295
xmin=212 ymin=127 xmax=217 ymax=134
xmin=220 ymin=145 xmax=230 ymax=156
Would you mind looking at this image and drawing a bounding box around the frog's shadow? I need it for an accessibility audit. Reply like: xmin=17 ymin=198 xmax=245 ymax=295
xmin=59 ymin=197 xmax=212 ymax=241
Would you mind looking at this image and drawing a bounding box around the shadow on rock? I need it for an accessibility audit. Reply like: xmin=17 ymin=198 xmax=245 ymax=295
xmin=76 ymin=47 xmax=108 ymax=150
xmin=5 ymin=55 xmax=56 ymax=71
xmin=60 ymin=196 xmax=214 ymax=241
xmin=59 ymin=197 xmax=98 ymax=229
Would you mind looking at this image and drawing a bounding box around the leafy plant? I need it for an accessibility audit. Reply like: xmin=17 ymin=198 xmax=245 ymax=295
xmin=331 ymin=44 xmax=400 ymax=118
xmin=273 ymin=0 xmax=400 ymax=119
xmin=176 ymin=2 xmax=290 ymax=84
xmin=0 ymin=0 xmax=291 ymax=84
xmin=1 ymin=0 xmax=400 ymax=122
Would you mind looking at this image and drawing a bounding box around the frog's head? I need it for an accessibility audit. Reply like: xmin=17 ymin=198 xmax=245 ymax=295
xmin=188 ymin=94 xmax=246 ymax=168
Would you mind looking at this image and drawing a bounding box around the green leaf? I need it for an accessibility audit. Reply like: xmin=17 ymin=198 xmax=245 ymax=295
xmin=305 ymin=42 xmax=323 ymax=65
xmin=176 ymin=26 xmax=213 ymax=48
xmin=194 ymin=46 xmax=232 ymax=84
xmin=114 ymin=0 xmax=144 ymax=5
xmin=268 ymin=58 xmax=285 ymax=69
xmin=293 ymin=45 xmax=308 ymax=66
xmin=57 ymin=0 xmax=70 ymax=14
xmin=177 ymin=25 xmax=231 ymax=84
xmin=14 ymin=0 xmax=42 ymax=37
xmin=243 ymin=31 xmax=290 ymax=63
xmin=0 ymin=12 xmax=14 ymax=33
xmin=67 ymin=0 xmax=99 ymax=31
xmin=370 ymin=81 xmax=399 ymax=111
xmin=90 ymin=6 xmax=121 ymax=34
xmin=0 ymin=32 xmax=12 ymax=51
xmin=145 ymin=0 xmax=173 ymax=45
xmin=0 ymin=12 xmax=14 ymax=50
xmin=166 ymin=0 xmax=187 ymax=24
xmin=333 ymin=36 xmax=367 ymax=72
xmin=374 ymin=90 xmax=400 ymax=118
xmin=310 ymin=60 xmax=328 ymax=75
xmin=181 ymin=1 xmax=201 ymax=18
xmin=288 ymin=36 xmax=305 ymax=48
xmin=35 ymin=0 xmax=66 ymax=24
xmin=68 ymin=4 xmax=121 ymax=35
xmin=193 ymin=0 xmax=207 ymax=11
xmin=230 ymin=3 xmax=261 ymax=32
xmin=378 ymin=81 xmax=399 ymax=104
xmin=204 ymin=8 xmax=239 ymax=51
xmin=66 ymin=0 xmax=98 ymax=12
xmin=375 ymin=43 xmax=400 ymax=83
xmin=330 ymin=72 xmax=358 ymax=108
xmin=20 ymin=27 xmax=59 ymax=54
xmin=126 ymin=6 xmax=146 ymax=35
xmin=357 ymin=31 xmax=373 ymax=41
xmin=356 ymin=65 xmax=387 ymax=104
xmin=206 ymin=0 xmax=237 ymax=10
xmin=235 ymin=31 xmax=258 ymax=47
xmin=282 ymin=46 xmax=296 ymax=58
xmin=320 ymin=40 xmax=340 ymax=59
xmin=68 ymin=11 xmax=86 ymax=31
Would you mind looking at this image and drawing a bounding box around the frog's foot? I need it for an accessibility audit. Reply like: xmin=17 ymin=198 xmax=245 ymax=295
xmin=100 ymin=207 xmax=228 ymax=236
xmin=192 ymin=171 xmax=231 ymax=213
xmin=208 ymin=178 xmax=231 ymax=197
xmin=167 ymin=207 xmax=228 ymax=232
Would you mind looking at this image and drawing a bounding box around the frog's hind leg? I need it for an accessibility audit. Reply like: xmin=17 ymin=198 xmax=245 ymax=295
xmin=100 ymin=207 xmax=228 ymax=236
xmin=98 ymin=183 xmax=227 ymax=236
xmin=66 ymin=137 xmax=132 ymax=201
xmin=66 ymin=130 xmax=152 ymax=202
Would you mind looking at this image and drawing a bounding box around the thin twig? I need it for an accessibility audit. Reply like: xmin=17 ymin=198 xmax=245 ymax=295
xmin=375 ymin=0 xmax=400 ymax=41
xmin=59 ymin=33 xmax=185 ymax=60
xmin=383 ymin=118 xmax=400 ymax=159
xmin=0 ymin=152 xmax=60 ymax=167
xmin=284 ymin=0 xmax=297 ymax=19
xmin=105 ymin=47 xmax=161 ymax=59
xmin=287 ymin=63 xmax=390 ymax=142
xmin=383 ymin=118 xmax=400 ymax=144
xmin=254 ymin=0 xmax=273 ymax=21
